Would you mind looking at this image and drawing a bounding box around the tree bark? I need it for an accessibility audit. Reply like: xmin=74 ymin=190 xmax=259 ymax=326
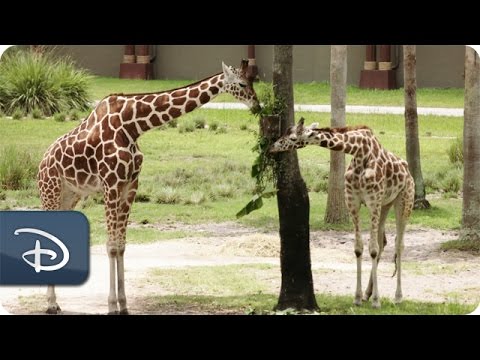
xmin=273 ymin=45 xmax=318 ymax=311
xmin=403 ymin=45 xmax=430 ymax=209
xmin=461 ymin=46 xmax=480 ymax=242
xmin=325 ymin=45 xmax=349 ymax=223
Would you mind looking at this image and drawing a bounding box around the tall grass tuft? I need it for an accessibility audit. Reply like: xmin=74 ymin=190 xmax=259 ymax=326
xmin=447 ymin=138 xmax=463 ymax=166
xmin=0 ymin=146 xmax=38 ymax=190
xmin=0 ymin=48 xmax=92 ymax=117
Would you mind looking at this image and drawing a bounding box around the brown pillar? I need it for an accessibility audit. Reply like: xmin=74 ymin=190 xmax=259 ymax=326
xmin=120 ymin=45 xmax=154 ymax=80
xmin=364 ymin=45 xmax=376 ymax=70
xmin=136 ymin=45 xmax=150 ymax=64
xmin=123 ymin=45 xmax=136 ymax=63
xmin=246 ymin=45 xmax=258 ymax=82
xmin=379 ymin=45 xmax=392 ymax=70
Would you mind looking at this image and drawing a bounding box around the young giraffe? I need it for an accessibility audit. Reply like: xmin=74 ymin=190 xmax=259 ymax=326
xmin=270 ymin=118 xmax=415 ymax=308
xmin=37 ymin=61 xmax=259 ymax=314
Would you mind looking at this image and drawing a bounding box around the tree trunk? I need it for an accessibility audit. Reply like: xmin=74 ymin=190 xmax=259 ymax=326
xmin=403 ymin=45 xmax=430 ymax=209
xmin=461 ymin=46 xmax=480 ymax=242
xmin=325 ymin=45 xmax=349 ymax=224
xmin=273 ymin=45 xmax=318 ymax=312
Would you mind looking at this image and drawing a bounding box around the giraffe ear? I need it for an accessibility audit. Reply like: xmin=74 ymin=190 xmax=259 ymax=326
xmin=222 ymin=61 xmax=234 ymax=81
xmin=296 ymin=117 xmax=305 ymax=134
xmin=310 ymin=122 xmax=319 ymax=129
xmin=240 ymin=59 xmax=249 ymax=72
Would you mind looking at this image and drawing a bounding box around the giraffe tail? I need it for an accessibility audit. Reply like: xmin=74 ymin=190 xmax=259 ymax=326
xmin=392 ymin=253 xmax=397 ymax=277
xmin=392 ymin=236 xmax=398 ymax=277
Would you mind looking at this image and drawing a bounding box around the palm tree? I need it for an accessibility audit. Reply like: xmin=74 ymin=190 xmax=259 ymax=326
xmin=325 ymin=45 xmax=349 ymax=223
xmin=272 ymin=45 xmax=318 ymax=311
xmin=403 ymin=45 xmax=430 ymax=209
xmin=461 ymin=46 xmax=480 ymax=243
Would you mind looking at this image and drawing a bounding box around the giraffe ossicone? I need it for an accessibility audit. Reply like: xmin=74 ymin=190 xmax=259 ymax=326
xmin=37 ymin=61 xmax=259 ymax=314
xmin=271 ymin=118 xmax=415 ymax=308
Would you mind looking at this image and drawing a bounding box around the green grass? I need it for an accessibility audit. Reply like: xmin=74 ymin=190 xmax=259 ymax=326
xmin=88 ymin=77 xmax=464 ymax=108
xmin=441 ymin=239 xmax=480 ymax=252
xmin=141 ymin=264 xmax=476 ymax=315
xmin=0 ymin=109 xmax=465 ymax=244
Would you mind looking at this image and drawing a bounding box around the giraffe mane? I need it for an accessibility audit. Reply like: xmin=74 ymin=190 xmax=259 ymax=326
xmin=105 ymin=72 xmax=224 ymax=98
xmin=312 ymin=125 xmax=372 ymax=134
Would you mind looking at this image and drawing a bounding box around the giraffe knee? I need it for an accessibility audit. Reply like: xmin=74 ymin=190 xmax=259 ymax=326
xmin=354 ymin=242 xmax=363 ymax=258
xmin=107 ymin=244 xmax=118 ymax=257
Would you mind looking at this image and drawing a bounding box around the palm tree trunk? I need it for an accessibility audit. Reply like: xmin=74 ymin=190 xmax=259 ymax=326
xmin=325 ymin=45 xmax=349 ymax=223
xmin=403 ymin=45 xmax=430 ymax=209
xmin=273 ymin=45 xmax=318 ymax=312
xmin=461 ymin=46 xmax=480 ymax=242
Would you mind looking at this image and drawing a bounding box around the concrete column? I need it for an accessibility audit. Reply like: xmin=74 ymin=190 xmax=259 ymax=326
xmin=379 ymin=45 xmax=392 ymax=70
xmin=123 ymin=45 xmax=136 ymax=63
xmin=246 ymin=45 xmax=258 ymax=82
xmin=364 ymin=45 xmax=376 ymax=70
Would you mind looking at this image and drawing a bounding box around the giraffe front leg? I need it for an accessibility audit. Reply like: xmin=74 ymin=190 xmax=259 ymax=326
xmin=104 ymin=187 xmax=121 ymax=314
xmin=366 ymin=200 xmax=382 ymax=309
xmin=116 ymin=179 xmax=139 ymax=315
xmin=345 ymin=193 xmax=362 ymax=306
xmin=46 ymin=285 xmax=61 ymax=314
xmin=364 ymin=203 xmax=392 ymax=301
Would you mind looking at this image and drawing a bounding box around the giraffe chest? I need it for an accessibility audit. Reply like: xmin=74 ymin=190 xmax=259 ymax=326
xmin=345 ymin=162 xmax=407 ymax=205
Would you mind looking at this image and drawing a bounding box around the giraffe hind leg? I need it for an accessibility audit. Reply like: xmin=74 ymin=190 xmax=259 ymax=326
xmin=39 ymin=172 xmax=81 ymax=314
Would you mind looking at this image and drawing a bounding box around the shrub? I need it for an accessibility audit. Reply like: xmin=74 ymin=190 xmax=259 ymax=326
xmin=0 ymin=146 xmax=38 ymax=190
xmin=134 ymin=192 xmax=151 ymax=203
xmin=215 ymin=126 xmax=228 ymax=134
xmin=440 ymin=169 xmax=462 ymax=193
xmin=214 ymin=184 xmax=236 ymax=198
xmin=167 ymin=119 xmax=178 ymax=128
xmin=178 ymin=120 xmax=195 ymax=133
xmin=31 ymin=108 xmax=43 ymax=119
xmin=69 ymin=110 xmax=80 ymax=121
xmin=184 ymin=191 xmax=207 ymax=205
xmin=193 ymin=117 xmax=206 ymax=129
xmin=447 ymin=138 xmax=463 ymax=166
xmin=209 ymin=121 xmax=219 ymax=131
xmin=12 ymin=109 xmax=23 ymax=120
xmin=54 ymin=112 xmax=66 ymax=122
xmin=0 ymin=48 xmax=91 ymax=116
xmin=155 ymin=187 xmax=181 ymax=204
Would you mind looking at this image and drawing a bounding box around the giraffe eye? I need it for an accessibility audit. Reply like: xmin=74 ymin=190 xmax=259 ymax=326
xmin=238 ymin=83 xmax=247 ymax=88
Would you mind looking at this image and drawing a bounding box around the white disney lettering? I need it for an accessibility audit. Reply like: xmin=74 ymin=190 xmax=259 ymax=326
xmin=14 ymin=228 xmax=70 ymax=273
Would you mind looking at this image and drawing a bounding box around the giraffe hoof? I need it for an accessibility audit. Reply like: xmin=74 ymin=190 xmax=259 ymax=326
xmin=362 ymin=293 xmax=372 ymax=302
xmin=371 ymin=300 xmax=381 ymax=309
xmin=108 ymin=310 xmax=119 ymax=315
xmin=119 ymin=309 xmax=129 ymax=315
xmin=353 ymin=298 xmax=362 ymax=306
xmin=46 ymin=305 xmax=61 ymax=314
xmin=394 ymin=296 xmax=403 ymax=305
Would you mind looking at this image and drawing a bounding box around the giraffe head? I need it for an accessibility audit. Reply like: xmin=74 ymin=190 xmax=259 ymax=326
xmin=270 ymin=117 xmax=319 ymax=153
xmin=222 ymin=60 xmax=260 ymax=112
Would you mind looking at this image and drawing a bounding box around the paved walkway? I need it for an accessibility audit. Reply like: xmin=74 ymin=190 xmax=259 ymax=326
xmin=202 ymin=103 xmax=463 ymax=117
xmin=92 ymin=100 xmax=463 ymax=117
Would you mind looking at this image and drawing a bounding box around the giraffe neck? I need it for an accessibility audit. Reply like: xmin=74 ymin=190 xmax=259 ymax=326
xmin=311 ymin=127 xmax=375 ymax=158
xmin=107 ymin=73 xmax=225 ymax=141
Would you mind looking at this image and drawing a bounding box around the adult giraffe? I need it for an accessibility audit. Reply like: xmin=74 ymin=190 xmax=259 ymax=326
xmin=270 ymin=119 xmax=415 ymax=308
xmin=38 ymin=61 xmax=260 ymax=314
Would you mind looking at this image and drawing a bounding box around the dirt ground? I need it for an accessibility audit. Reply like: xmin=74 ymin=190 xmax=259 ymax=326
xmin=1 ymin=222 xmax=479 ymax=315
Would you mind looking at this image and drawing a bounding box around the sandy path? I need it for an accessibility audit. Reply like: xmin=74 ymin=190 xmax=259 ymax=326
xmin=1 ymin=222 xmax=479 ymax=314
